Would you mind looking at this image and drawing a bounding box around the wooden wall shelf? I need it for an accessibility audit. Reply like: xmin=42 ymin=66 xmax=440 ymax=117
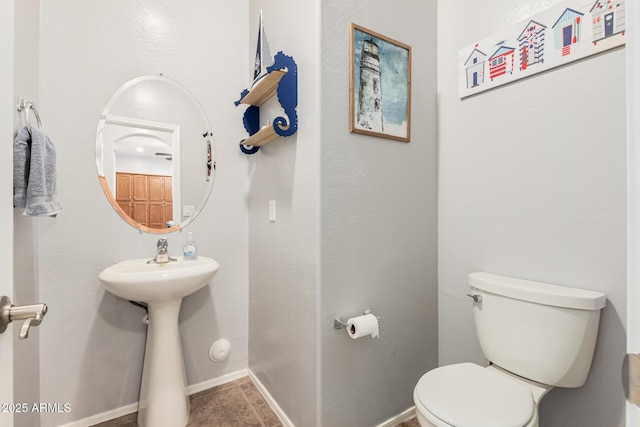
xmin=239 ymin=70 xmax=286 ymax=107
xmin=241 ymin=123 xmax=291 ymax=148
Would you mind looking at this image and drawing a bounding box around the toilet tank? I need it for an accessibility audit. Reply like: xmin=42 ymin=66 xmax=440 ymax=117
xmin=468 ymin=272 xmax=607 ymax=388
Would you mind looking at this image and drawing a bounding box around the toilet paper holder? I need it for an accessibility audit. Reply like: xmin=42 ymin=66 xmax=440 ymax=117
xmin=333 ymin=309 xmax=381 ymax=330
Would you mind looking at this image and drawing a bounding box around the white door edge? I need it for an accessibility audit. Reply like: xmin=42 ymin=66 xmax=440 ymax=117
xmin=0 ymin=1 xmax=15 ymax=426
xmin=628 ymin=0 xmax=640 ymax=424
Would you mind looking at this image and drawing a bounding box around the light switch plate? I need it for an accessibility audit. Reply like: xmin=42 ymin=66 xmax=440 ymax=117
xmin=269 ymin=200 xmax=276 ymax=222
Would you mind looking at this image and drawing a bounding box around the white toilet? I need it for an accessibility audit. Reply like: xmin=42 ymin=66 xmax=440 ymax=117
xmin=414 ymin=272 xmax=607 ymax=427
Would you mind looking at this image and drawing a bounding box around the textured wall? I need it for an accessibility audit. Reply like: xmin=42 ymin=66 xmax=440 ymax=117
xmin=320 ymin=1 xmax=438 ymax=426
xmin=628 ymin=2 xmax=640 ymax=425
xmin=35 ymin=1 xmax=250 ymax=425
xmin=246 ymin=1 xmax=320 ymax=426
xmin=12 ymin=1 xmax=629 ymax=426
xmin=438 ymin=1 xmax=627 ymax=426
xmin=248 ymin=1 xmax=438 ymax=425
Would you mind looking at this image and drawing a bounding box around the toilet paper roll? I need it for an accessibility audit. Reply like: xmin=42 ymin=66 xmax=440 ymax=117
xmin=346 ymin=313 xmax=379 ymax=339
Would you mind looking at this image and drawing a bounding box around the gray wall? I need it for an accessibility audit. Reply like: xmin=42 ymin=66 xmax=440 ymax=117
xmin=438 ymin=1 xmax=627 ymax=426
xmin=248 ymin=1 xmax=438 ymax=426
xmin=320 ymin=1 xmax=438 ymax=426
xmin=12 ymin=1 xmax=628 ymax=425
xmin=32 ymin=1 xmax=251 ymax=425
xmin=247 ymin=1 xmax=320 ymax=426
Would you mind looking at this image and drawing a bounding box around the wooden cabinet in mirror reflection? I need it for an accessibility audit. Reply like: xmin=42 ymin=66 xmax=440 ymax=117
xmin=116 ymin=172 xmax=173 ymax=230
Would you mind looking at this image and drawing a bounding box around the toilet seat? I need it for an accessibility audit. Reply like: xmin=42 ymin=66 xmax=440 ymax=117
xmin=414 ymin=363 xmax=535 ymax=427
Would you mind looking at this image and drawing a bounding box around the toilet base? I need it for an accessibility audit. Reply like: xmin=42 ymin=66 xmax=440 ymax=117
xmin=415 ymin=407 xmax=437 ymax=427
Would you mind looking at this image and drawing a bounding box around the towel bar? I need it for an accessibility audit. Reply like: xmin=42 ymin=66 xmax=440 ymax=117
xmin=16 ymin=96 xmax=42 ymax=129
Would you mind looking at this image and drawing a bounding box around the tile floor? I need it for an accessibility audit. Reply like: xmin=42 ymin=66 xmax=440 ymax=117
xmin=396 ymin=418 xmax=420 ymax=427
xmin=93 ymin=377 xmax=281 ymax=427
xmin=93 ymin=376 xmax=420 ymax=427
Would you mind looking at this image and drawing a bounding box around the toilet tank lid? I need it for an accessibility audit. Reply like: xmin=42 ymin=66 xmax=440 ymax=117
xmin=468 ymin=272 xmax=607 ymax=310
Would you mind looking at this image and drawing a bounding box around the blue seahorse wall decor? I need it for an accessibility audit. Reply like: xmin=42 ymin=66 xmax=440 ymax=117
xmin=234 ymin=51 xmax=297 ymax=154
xmin=267 ymin=51 xmax=297 ymax=138
xmin=234 ymin=90 xmax=260 ymax=137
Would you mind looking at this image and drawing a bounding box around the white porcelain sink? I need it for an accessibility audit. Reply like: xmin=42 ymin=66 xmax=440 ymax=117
xmin=99 ymin=256 xmax=219 ymax=427
xmin=99 ymin=256 xmax=219 ymax=303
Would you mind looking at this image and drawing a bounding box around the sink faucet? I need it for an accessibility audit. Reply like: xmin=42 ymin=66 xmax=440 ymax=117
xmin=148 ymin=238 xmax=177 ymax=264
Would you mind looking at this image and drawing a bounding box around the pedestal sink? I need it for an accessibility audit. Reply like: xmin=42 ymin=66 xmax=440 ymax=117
xmin=99 ymin=256 xmax=219 ymax=427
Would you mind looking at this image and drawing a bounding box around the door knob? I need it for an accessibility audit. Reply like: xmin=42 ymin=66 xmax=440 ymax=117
xmin=0 ymin=296 xmax=48 ymax=339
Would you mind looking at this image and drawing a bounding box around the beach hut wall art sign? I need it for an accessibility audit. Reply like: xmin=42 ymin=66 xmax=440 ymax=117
xmin=350 ymin=23 xmax=411 ymax=142
xmin=459 ymin=0 xmax=626 ymax=98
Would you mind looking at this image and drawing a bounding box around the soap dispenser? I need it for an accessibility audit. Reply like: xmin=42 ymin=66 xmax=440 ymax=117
xmin=183 ymin=232 xmax=198 ymax=260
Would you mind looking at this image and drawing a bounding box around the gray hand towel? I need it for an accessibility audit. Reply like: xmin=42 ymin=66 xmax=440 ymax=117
xmin=13 ymin=127 xmax=30 ymax=209
xmin=13 ymin=126 xmax=63 ymax=217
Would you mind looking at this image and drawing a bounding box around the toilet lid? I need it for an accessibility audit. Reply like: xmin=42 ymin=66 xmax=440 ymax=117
xmin=415 ymin=363 xmax=534 ymax=427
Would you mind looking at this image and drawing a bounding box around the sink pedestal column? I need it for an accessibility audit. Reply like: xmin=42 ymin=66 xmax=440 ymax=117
xmin=137 ymin=299 xmax=190 ymax=427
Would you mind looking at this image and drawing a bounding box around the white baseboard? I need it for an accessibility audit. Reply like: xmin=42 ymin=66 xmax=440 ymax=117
xmin=58 ymin=369 xmax=413 ymax=427
xmin=57 ymin=369 xmax=249 ymax=427
xmin=248 ymin=369 xmax=295 ymax=427
xmin=246 ymin=370 xmax=415 ymax=427
xmin=375 ymin=406 xmax=416 ymax=427
xmin=57 ymin=402 xmax=139 ymax=427
xmin=187 ymin=368 xmax=249 ymax=395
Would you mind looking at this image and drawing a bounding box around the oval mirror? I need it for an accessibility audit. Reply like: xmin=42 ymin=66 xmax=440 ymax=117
xmin=95 ymin=75 xmax=215 ymax=233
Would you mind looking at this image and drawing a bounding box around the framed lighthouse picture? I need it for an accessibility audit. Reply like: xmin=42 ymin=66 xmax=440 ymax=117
xmin=350 ymin=23 xmax=411 ymax=142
